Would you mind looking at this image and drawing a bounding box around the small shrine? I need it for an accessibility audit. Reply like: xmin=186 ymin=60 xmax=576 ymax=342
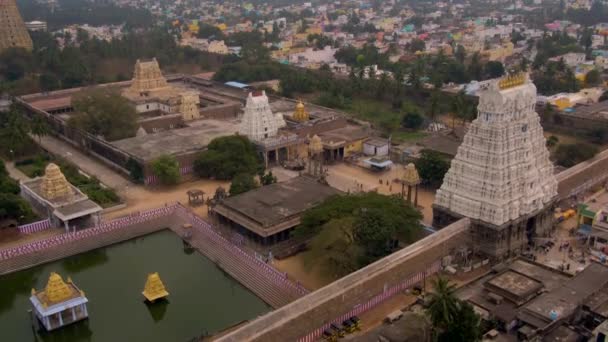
xmin=402 ymin=163 xmax=421 ymax=207
xmin=30 ymin=272 xmax=89 ymax=331
xmin=292 ymin=101 xmax=310 ymax=122
xmin=20 ymin=163 xmax=102 ymax=231
xmin=142 ymin=272 xmax=169 ymax=302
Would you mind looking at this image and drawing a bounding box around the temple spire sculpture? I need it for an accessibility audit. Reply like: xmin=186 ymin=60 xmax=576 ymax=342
xmin=0 ymin=0 xmax=33 ymax=52
xmin=433 ymin=73 xmax=557 ymax=259
xmin=239 ymin=91 xmax=286 ymax=141
xmin=402 ymin=163 xmax=421 ymax=207
xmin=40 ymin=163 xmax=73 ymax=200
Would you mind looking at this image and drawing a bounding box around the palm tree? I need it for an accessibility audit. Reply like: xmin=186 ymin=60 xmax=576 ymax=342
xmin=427 ymin=277 xmax=459 ymax=331
xmin=30 ymin=115 xmax=49 ymax=144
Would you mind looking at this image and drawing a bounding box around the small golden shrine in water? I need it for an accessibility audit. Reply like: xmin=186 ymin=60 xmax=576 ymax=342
xmin=142 ymin=272 xmax=169 ymax=302
xmin=30 ymin=272 xmax=89 ymax=331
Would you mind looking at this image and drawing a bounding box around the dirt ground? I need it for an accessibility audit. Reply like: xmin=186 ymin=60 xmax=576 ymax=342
xmin=326 ymin=163 xmax=436 ymax=225
xmin=104 ymin=178 xmax=231 ymax=220
xmin=273 ymin=254 xmax=335 ymax=290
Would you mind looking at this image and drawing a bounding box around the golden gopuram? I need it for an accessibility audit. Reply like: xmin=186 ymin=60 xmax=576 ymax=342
xmin=142 ymin=272 xmax=169 ymax=302
xmin=40 ymin=163 xmax=73 ymax=200
xmin=0 ymin=0 xmax=33 ymax=52
xmin=30 ymin=272 xmax=89 ymax=331
xmin=402 ymin=163 xmax=421 ymax=206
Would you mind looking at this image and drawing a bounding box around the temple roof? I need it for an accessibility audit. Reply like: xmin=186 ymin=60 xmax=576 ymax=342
xmin=40 ymin=163 xmax=73 ymax=201
xmin=34 ymin=272 xmax=84 ymax=307
xmin=402 ymin=163 xmax=421 ymax=186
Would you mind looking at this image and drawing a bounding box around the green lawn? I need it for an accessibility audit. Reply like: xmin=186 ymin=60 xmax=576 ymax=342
xmin=15 ymin=155 xmax=121 ymax=208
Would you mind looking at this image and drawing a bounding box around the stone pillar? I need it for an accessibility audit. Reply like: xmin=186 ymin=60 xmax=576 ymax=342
xmin=414 ymin=185 xmax=419 ymax=207
xmin=57 ymin=311 xmax=63 ymax=326
xmin=83 ymin=304 xmax=88 ymax=317
xmin=71 ymin=307 xmax=76 ymax=321
xmin=407 ymin=185 xmax=412 ymax=203
xmin=63 ymin=220 xmax=69 ymax=233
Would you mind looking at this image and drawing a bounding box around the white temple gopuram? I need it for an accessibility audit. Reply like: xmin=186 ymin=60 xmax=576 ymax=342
xmin=433 ymin=73 xmax=558 ymax=259
xmin=239 ymin=91 xmax=286 ymax=142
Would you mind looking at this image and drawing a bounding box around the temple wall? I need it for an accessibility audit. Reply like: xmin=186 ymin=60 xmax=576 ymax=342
xmin=217 ymin=219 xmax=471 ymax=342
xmin=200 ymin=102 xmax=241 ymax=119
xmin=555 ymin=149 xmax=608 ymax=199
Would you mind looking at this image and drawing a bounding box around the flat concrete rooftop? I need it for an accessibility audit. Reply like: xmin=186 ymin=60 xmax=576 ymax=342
xmin=486 ymin=270 xmax=543 ymax=299
xmin=111 ymin=119 xmax=239 ymax=161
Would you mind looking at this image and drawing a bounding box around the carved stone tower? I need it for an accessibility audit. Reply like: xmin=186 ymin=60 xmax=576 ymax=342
xmin=433 ymin=74 xmax=558 ymax=259
xmin=0 ymin=0 xmax=33 ymax=52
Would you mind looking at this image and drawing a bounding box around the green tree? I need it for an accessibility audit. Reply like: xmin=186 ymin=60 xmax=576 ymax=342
xmin=585 ymin=69 xmax=601 ymax=87
xmin=193 ymin=135 xmax=262 ymax=180
xmin=229 ymin=173 xmax=257 ymax=196
xmin=69 ymin=87 xmax=138 ymax=141
xmin=0 ymin=193 xmax=35 ymax=224
xmin=484 ymin=61 xmax=505 ymax=78
xmin=468 ymin=52 xmax=482 ymax=80
xmin=546 ymin=135 xmax=559 ymax=148
xmin=554 ymin=143 xmax=599 ymax=167
xmin=454 ymin=45 xmax=466 ymax=64
xmin=295 ymin=192 xmax=421 ymax=276
xmin=402 ymin=110 xmax=424 ymax=129
xmin=438 ymin=301 xmax=481 ymax=342
xmin=0 ymin=106 xmax=31 ymax=158
xmin=260 ymin=171 xmax=277 ymax=185
xmin=125 ymin=158 xmax=144 ymax=183
xmin=428 ymin=91 xmax=440 ymax=122
xmin=415 ymin=150 xmax=450 ymax=187
xmin=427 ymin=277 xmax=459 ymax=331
xmin=30 ymin=115 xmax=49 ymax=144
xmin=151 ymin=155 xmax=180 ymax=185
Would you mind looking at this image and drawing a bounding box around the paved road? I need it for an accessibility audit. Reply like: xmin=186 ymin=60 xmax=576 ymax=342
xmin=36 ymin=135 xmax=131 ymax=192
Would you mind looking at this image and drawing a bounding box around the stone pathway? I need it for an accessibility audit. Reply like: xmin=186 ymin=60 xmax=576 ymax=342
xmin=36 ymin=135 xmax=131 ymax=191
xmin=4 ymin=160 xmax=29 ymax=181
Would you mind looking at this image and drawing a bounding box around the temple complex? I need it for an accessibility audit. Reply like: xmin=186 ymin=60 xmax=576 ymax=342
xmin=20 ymin=163 xmax=102 ymax=231
xmin=122 ymin=58 xmax=201 ymax=122
xmin=18 ymin=62 xmax=370 ymax=185
xmin=142 ymin=272 xmax=169 ymax=302
xmin=30 ymin=272 xmax=89 ymax=331
xmin=0 ymin=0 xmax=32 ymax=52
xmin=433 ymin=73 xmax=558 ymax=259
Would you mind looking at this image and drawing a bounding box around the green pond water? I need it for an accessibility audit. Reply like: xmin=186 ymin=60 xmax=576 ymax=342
xmin=0 ymin=230 xmax=270 ymax=342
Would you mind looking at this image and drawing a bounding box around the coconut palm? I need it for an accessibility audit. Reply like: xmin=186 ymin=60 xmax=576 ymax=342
xmin=427 ymin=276 xmax=459 ymax=331
xmin=30 ymin=114 xmax=49 ymax=144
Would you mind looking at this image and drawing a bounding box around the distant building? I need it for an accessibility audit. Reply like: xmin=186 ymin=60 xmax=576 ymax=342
xmin=25 ymin=20 xmax=47 ymax=32
xmin=0 ymin=0 xmax=33 ymax=51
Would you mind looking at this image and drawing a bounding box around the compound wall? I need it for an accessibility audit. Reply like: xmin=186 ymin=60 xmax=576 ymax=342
xmin=217 ymin=218 xmax=471 ymax=342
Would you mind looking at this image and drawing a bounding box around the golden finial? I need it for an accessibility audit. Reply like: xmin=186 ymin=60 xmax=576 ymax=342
xmin=31 ymin=288 xmax=36 ymax=296
xmin=498 ymin=73 xmax=526 ymax=90
xmin=43 ymin=272 xmax=74 ymax=304
xmin=402 ymin=163 xmax=421 ymax=186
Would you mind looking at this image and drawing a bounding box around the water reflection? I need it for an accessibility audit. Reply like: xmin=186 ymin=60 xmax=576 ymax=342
xmin=61 ymin=249 xmax=109 ymax=274
xmin=36 ymin=318 xmax=93 ymax=342
xmin=0 ymin=268 xmax=42 ymax=315
xmin=145 ymin=299 xmax=169 ymax=323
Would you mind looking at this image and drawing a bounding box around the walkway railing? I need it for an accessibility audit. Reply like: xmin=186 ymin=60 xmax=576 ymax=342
xmin=17 ymin=219 xmax=52 ymax=235
xmin=0 ymin=204 xmax=178 ymax=261
xmin=297 ymin=260 xmax=442 ymax=342
xmin=175 ymin=205 xmax=309 ymax=297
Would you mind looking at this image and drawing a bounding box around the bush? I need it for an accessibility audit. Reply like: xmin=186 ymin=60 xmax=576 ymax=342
xmin=401 ymin=111 xmax=424 ymax=129
xmin=229 ymin=173 xmax=258 ymax=196
xmin=414 ymin=150 xmax=451 ymax=187
xmin=555 ymin=143 xmax=598 ymax=167
xmin=151 ymin=154 xmax=180 ymax=185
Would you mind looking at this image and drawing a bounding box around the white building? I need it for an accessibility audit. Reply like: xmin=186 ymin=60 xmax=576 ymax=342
xmin=239 ymin=91 xmax=286 ymax=142
xmin=25 ymin=20 xmax=47 ymax=32
xmin=549 ymin=52 xmax=586 ymax=67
